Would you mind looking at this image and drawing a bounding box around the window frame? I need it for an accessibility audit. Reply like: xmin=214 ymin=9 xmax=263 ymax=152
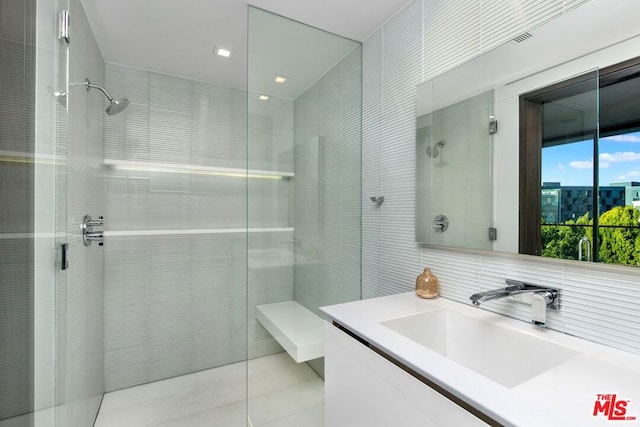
xmin=519 ymin=56 xmax=640 ymax=260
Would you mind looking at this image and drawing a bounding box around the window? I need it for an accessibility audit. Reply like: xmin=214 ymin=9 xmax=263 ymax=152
xmin=520 ymin=57 xmax=640 ymax=266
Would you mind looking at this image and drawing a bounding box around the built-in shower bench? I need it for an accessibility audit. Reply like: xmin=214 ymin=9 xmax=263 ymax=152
xmin=256 ymin=300 xmax=324 ymax=363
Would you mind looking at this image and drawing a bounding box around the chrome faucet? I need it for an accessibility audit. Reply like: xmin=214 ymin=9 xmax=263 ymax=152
xmin=578 ymin=236 xmax=591 ymax=261
xmin=470 ymin=279 xmax=559 ymax=326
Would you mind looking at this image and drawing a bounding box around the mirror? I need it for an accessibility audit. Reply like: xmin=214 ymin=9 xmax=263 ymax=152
xmin=416 ymin=0 xmax=640 ymax=268
xmin=416 ymin=88 xmax=495 ymax=249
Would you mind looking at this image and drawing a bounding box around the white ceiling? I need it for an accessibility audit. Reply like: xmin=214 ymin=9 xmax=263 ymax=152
xmin=79 ymin=0 xmax=411 ymax=92
xmin=248 ymin=8 xmax=360 ymax=99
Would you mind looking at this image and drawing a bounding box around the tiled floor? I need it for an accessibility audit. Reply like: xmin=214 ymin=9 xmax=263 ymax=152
xmin=94 ymin=352 xmax=324 ymax=427
xmin=0 ymin=407 xmax=56 ymax=427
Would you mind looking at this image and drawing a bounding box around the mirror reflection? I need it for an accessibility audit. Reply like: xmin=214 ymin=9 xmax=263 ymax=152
xmin=416 ymin=90 xmax=494 ymax=249
xmin=415 ymin=0 xmax=640 ymax=268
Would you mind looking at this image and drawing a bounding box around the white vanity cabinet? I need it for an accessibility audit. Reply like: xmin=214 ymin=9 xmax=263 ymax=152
xmin=322 ymin=293 xmax=640 ymax=426
xmin=325 ymin=323 xmax=489 ymax=427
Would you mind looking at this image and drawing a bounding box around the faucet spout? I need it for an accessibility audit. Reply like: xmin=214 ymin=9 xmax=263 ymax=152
xmin=470 ymin=289 xmax=511 ymax=305
xmin=469 ymin=279 xmax=559 ymax=327
xmin=470 ymin=280 xmax=526 ymax=305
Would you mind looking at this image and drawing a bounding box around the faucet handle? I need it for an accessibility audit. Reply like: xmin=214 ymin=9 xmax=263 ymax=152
xmin=505 ymin=279 xmax=526 ymax=290
xmin=531 ymin=291 xmax=554 ymax=327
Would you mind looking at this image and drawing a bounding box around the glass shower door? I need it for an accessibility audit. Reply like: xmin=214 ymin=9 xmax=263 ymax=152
xmin=35 ymin=0 xmax=69 ymax=425
xmin=247 ymin=7 xmax=362 ymax=426
xmin=0 ymin=0 xmax=67 ymax=426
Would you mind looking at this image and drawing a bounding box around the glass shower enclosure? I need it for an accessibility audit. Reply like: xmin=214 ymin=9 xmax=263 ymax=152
xmin=2 ymin=3 xmax=361 ymax=426
xmin=247 ymin=7 xmax=362 ymax=425
xmin=1 ymin=0 xmax=69 ymax=425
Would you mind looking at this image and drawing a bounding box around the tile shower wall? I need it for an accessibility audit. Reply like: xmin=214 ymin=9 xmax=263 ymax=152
xmin=0 ymin=0 xmax=36 ymax=420
xmin=362 ymin=0 xmax=640 ymax=355
xmin=103 ymin=64 xmax=253 ymax=391
xmin=293 ymin=46 xmax=362 ymax=314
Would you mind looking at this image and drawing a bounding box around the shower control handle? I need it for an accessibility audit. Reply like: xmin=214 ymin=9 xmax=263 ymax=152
xmin=85 ymin=216 xmax=104 ymax=227
xmin=85 ymin=231 xmax=104 ymax=243
xmin=433 ymin=215 xmax=449 ymax=232
xmin=82 ymin=215 xmax=105 ymax=246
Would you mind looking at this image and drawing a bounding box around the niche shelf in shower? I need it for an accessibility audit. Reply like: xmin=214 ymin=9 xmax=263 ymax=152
xmin=256 ymin=300 xmax=324 ymax=363
xmin=103 ymin=227 xmax=294 ymax=237
xmin=104 ymin=159 xmax=294 ymax=179
xmin=0 ymin=150 xmax=58 ymax=165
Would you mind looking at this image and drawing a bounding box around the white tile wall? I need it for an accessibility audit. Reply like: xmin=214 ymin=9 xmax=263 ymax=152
xmin=362 ymin=0 xmax=640 ymax=356
xmin=366 ymin=0 xmax=424 ymax=299
xmin=362 ymin=30 xmax=386 ymax=300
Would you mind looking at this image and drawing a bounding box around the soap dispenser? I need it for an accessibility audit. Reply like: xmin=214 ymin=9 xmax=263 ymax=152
xmin=415 ymin=268 xmax=439 ymax=299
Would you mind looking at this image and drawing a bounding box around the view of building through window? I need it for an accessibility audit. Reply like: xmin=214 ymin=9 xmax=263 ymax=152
xmin=540 ymin=131 xmax=640 ymax=265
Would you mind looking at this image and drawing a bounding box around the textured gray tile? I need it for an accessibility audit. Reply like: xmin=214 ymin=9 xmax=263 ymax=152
xmin=148 ymin=340 xmax=192 ymax=382
xmin=105 ymin=63 xmax=150 ymax=106
xmin=191 ymin=82 xmax=246 ymax=168
xmin=0 ymin=163 xmax=34 ymax=234
xmin=105 ymin=346 xmax=149 ymax=392
xmin=150 ymin=73 xmax=194 ymax=114
xmin=148 ymin=108 xmax=192 ymax=164
xmin=0 ymin=239 xmax=33 ymax=420
xmin=104 ymin=102 xmax=150 ymax=161
xmin=103 ymin=62 xmax=251 ymax=389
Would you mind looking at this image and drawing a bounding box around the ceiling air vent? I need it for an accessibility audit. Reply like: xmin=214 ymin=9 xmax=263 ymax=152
xmin=512 ymin=32 xmax=533 ymax=43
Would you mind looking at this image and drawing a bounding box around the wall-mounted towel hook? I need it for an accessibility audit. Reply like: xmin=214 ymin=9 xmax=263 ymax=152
xmin=370 ymin=196 xmax=384 ymax=205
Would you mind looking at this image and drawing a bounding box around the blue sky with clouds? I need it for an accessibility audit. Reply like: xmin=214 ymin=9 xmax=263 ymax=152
xmin=542 ymin=132 xmax=640 ymax=186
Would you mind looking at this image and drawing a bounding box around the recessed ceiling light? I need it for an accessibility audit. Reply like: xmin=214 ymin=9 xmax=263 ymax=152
xmin=258 ymin=95 xmax=269 ymax=101
xmin=274 ymin=76 xmax=287 ymax=84
xmin=215 ymin=46 xmax=232 ymax=58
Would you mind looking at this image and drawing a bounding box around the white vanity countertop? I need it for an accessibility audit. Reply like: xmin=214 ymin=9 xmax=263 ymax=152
xmin=320 ymin=292 xmax=640 ymax=427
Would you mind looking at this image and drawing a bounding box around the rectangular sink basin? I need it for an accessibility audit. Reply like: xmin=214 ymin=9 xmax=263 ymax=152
xmin=380 ymin=308 xmax=579 ymax=388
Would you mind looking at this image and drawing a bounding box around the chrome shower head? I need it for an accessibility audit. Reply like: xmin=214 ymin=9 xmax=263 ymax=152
xmin=106 ymin=98 xmax=129 ymax=116
xmin=425 ymin=140 xmax=445 ymax=158
xmin=84 ymin=78 xmax=129 ymax=115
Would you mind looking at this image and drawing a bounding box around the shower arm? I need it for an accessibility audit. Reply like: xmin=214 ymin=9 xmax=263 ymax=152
xmin=60 ymin=78 xmax=129 ymax=115
xmin=82 ymin=79 xmax=116 ymax=102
